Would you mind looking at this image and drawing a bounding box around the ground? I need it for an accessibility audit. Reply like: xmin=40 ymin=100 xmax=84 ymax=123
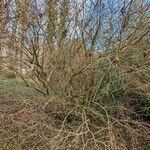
xmin=0 ymin=78 xmax=150 ymax=150
xmin=0 ymin=78 xmax=54 ymax=150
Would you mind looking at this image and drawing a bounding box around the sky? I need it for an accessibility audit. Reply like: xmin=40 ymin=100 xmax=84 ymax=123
xmin=4 ymin=0 xmax=150 ymax=51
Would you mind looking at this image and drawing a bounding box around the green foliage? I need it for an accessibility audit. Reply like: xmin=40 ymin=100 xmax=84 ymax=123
xmin=96 ymin=68 xmax=127 ymax=102
xmin=136 ymin=98 xmax=150 ymax=118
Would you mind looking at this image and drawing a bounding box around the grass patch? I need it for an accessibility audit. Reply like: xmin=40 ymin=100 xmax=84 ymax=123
xmin=0 ymin=77 xmax=40 ymax=96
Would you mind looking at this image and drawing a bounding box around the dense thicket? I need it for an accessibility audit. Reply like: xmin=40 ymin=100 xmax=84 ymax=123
xmin=0 ymin=0 xmax=150 ymax=149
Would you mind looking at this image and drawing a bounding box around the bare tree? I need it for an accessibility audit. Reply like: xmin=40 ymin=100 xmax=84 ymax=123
xmin=0 ymin=0 xmax=149 ymax=96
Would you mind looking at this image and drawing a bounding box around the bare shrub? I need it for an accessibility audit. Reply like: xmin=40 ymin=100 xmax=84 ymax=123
xmin=0 ymin=0 xmax=150 ymax=149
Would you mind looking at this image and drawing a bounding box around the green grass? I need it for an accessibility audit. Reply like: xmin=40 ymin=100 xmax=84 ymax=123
xmin=0 ymin=77 xmax=40 ymax=96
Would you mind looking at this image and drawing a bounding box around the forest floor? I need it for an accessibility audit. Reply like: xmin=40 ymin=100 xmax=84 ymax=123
xmin=0 ymin=77 xmax=150 ymax=150
xmin=0 ymin=78 xmax=56 ymax=150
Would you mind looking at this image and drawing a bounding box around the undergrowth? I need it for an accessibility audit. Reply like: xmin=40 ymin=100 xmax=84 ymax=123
xmin=1 ymin=41 xmax=150 ymax=149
